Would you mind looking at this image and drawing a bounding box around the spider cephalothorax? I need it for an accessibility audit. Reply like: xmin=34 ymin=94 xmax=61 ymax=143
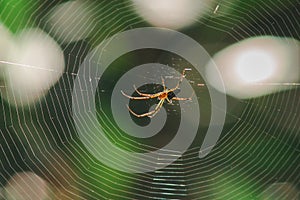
xmin=121 ymin=68 xmax=193 ymax=118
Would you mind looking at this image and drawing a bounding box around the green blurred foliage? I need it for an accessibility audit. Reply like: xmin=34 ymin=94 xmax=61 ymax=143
xmin=0 ymin=0 xmax=37 ymax=33
xmin=213 ymin=170 xmax=258 ymax=200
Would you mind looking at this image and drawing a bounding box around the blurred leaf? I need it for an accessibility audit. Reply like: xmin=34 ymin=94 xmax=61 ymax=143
xmin=0 ymin=0 xmax=37 ymax=33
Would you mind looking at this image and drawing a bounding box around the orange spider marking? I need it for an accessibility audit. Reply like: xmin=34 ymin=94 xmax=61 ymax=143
xmin=158 ymin=93 xmax=168 ymax=100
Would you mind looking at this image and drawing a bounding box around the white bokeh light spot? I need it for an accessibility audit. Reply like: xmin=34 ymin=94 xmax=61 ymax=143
xmin=205 ymin=36 xmax=300 ymax=99
xmin=46 ymin=0 xmax=94 ymax=42
xmin=236 ymin=50 xmax=275 ymax=82
xmin=131 ymin=0 xmax=214 ymax=29
xmin=0 ymin=28 xmax=65 ymax=106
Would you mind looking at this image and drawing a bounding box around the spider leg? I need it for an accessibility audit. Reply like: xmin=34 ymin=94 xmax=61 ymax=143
xmin=170 ymin=68 xmax=191 ymax=92
xmin=133 ymin=85 xmax=161 ymax=98
xmin=172 ymin=91 xmax=194 ymax=101
xmin=172 ymin=97 xmax=192 ymax=101
xmin=126 ymin=105 xmax=156 ymax=117
xmin=121 ymin=90 xmax=152 ymax=100
xmin=166 ymin=98 xmax=172 ymax=104
xmin=127 ymin=99 xmax=164 ymax=118
xmin=149 ymin=99 xmax=165 ymax=118
xmin=161 ymin=76 xmax=166 ymax=90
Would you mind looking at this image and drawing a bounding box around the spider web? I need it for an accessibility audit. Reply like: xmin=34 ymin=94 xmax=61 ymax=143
xmin=0 ymin=0 xmax=300 ymax=199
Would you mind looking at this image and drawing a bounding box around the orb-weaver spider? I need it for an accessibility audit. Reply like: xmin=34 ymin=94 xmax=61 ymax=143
xmin=121 ymin=68 xmax=194 ymax=118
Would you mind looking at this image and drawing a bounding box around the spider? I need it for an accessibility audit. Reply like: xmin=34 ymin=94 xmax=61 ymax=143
xmin=121 ymin=68 xmax=194 ymax=118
